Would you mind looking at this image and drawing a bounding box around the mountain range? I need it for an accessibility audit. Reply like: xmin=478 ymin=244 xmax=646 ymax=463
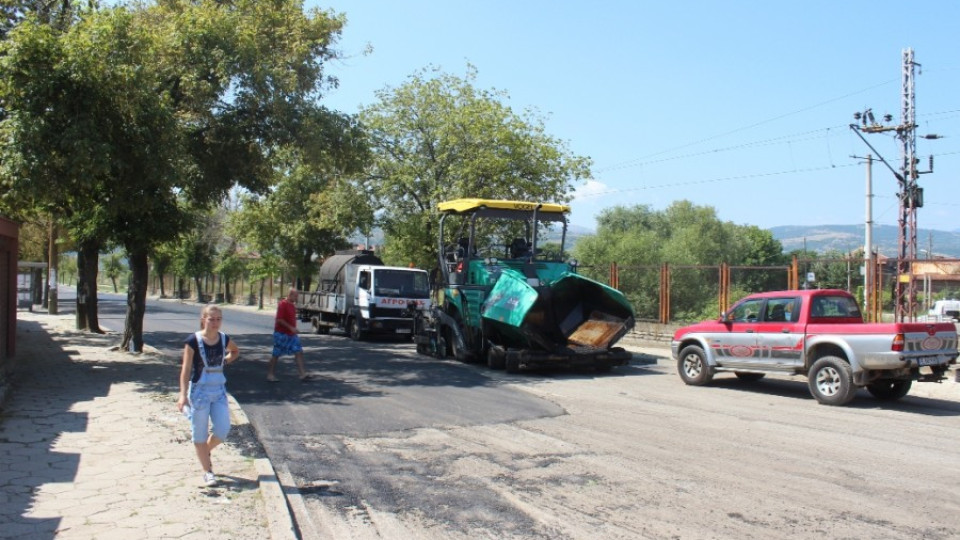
xmin=769 ymin=224 xmax=960 ymax=258
xmin=565 ymin=223 xmax=960 ymax=258
xmin=356 ymin=223 xmax=960 ymax=259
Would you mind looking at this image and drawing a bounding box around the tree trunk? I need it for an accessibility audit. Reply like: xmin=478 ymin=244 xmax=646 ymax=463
xmin=258 ymin=278 xmax=265 ymax=310
xmin=47 ymin=220 xmax=58 ymax=315
xmin=121 ymin=248 xmax=148 ymax=353
xmin=75 ymin=240 xmax=102 ymax=333
xmin=194 ymin=275 xmax=203 ymax=302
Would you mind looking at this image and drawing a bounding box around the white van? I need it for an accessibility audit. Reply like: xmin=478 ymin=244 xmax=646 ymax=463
xmin=928 ymin=299 xmax=960 ymax=321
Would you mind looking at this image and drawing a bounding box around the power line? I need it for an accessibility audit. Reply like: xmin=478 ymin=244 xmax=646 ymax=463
xmin=576 ymin=162 xmax=859 ymax=199
xmin=599 ymin=79 xmax=900 ymax=171
xmin=595 ymin=108 xmax=958 ymax=174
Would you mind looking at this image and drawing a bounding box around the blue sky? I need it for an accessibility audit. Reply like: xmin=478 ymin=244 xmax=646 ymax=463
xmin=310 ymin=1 xmax=960 ymax=232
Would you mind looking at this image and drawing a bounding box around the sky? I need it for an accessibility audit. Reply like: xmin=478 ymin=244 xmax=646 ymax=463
xmin=309 ymin=1 xmax=960 ymax=232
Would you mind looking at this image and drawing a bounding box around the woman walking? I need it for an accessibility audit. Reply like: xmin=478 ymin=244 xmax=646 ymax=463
xmin=177 ymin=305 xmax=240 ymax=487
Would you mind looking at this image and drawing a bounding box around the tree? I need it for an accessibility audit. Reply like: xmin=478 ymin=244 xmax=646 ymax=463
xmin=102 ymin=251 xmax=125 ymax=293
xmin=174 ymin=224 xmax=216 ymax=302
xmin=358 ymin=65 xmax=591 ymax=269
xmin=232 ymin=110 xmax=370 ymax=291
xmin=1 ymin=0 xmax=84 ymax=38
xmin=150 ymin=241 xmax=176 ymax=298
xmin=574 ymin=201 xmax=787 ymax=321
xmin=58 ymin=253 xmax=77 ymax=285
xmin=0 ymin=1 xmax=351 ymax=350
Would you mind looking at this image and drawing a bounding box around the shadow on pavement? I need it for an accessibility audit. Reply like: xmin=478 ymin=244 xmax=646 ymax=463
xmin=702 ymin=375 xmax=960 ymax=415
xmin=2 ymin=319 xmax=112 ymax=539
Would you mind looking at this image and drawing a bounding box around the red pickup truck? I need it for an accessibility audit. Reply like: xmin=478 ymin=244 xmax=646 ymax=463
xmin=670 ymin=289 xmax=958 ymax=405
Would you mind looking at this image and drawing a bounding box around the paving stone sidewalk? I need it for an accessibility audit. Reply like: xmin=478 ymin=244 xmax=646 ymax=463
xmin=0 ymin=311 xmax=294 ymax=540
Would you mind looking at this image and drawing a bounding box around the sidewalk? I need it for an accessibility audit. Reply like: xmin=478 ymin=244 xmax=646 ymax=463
xmin=0 ymin=311 xmax=296 ymax=540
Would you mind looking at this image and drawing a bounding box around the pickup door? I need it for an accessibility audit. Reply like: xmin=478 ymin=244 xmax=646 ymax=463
xmin=753 ymin=296 xmax=804 ymax=372
xmin=710 ymin=296 xmax=804 ymax=373
xmin=709 ymin=296 xmax=765 ymax=370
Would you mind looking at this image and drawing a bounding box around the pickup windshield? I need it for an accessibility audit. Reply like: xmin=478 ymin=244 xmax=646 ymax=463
xmin=373 ymin=270 xmax=430 ymax=298
xmin=810 ymin=295 xmax=862 ymax=320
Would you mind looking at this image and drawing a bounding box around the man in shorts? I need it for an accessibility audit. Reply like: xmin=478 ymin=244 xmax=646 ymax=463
xmin=266 ymin=288 xmax=311 ymax=382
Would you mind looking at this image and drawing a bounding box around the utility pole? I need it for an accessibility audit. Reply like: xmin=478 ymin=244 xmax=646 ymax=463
xmin=863 ymin=155 xmax=873 ymax=321
xmin=849 ymin=48 xmax=939 ymax=322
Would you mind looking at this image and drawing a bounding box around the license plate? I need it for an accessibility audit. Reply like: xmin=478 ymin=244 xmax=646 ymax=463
xmin=395 ymin=328 xmax=411 ymax=334
xmin=917 ymin=355 xmax=945 ymax=366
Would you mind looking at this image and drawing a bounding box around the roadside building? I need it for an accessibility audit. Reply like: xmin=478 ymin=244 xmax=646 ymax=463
xmin=0 ymin=216 xmax=17 ymax=360
xmin=0 ymin=216 xmax=18 ymax=406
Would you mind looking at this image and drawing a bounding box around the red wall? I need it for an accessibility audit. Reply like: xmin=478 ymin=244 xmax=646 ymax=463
xmin=0 ymin=216 xmax=18 ymax=359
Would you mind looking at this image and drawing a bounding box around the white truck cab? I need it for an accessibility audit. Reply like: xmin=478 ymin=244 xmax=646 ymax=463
xmin=928 ymin=299 xmax=960 ymax=322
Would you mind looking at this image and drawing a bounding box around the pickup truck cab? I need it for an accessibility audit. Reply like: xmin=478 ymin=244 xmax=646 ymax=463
xmin=671 ymin=289 xmax=958 ymax=405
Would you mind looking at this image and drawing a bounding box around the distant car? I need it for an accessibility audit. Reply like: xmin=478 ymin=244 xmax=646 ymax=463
xmin=671 ymin=289 xmax=958 ymax=405
xmin=928 ymin=299 xmax=960 ymax=322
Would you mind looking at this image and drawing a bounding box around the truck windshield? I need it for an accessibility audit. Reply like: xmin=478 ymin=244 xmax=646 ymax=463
xmin=373 ymin=270 xmax=430 ymax=298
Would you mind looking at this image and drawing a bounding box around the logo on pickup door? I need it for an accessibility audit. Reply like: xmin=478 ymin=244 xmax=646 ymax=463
xmin=728 ymin=345 xmax=754 ymax=358
xmin=921 ymin=336 xmax=943 ymax=350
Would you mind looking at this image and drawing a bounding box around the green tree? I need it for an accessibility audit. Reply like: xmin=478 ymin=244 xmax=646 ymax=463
xmin=174 ymin=224 xmax=216 ymax=302
xmin=58 ymin=253 xmax=77 ymax=285
xmin=0 ymin=2 xmax=351 ymax=350
xmin=102 ymin=251 xmax=125 ymax=293
xmin=150 ymin=241 xmax=176 ymax=298
xmin=574 ymin=201 xmax=787 ymax=321
xmin=232 ymin=110 xmax=370 ymax=290
xmin=358 ymin=65 xmax=591 ymax=269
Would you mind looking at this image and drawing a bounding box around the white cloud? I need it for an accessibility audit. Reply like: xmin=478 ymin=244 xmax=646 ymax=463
xmin=571 ymin=179 xmax=610 ymax=201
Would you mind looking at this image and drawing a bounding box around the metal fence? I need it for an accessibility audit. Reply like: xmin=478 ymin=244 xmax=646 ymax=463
xmin=584 ymin=256 xmax=960 ymax=325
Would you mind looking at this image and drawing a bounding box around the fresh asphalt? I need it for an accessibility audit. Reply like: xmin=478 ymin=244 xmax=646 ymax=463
xmin=84 ymin=289 xmax=579 ymax=537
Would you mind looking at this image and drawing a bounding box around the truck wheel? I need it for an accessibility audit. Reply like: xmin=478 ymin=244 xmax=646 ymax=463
xmin=735 ymin=372 xmax=766 ymax=382
xmin=451 ymin=333 xmax=467 ymax=362
xmin=486 ymin=346 xmax=506 ymax=370
xmin=677 ymin=345 xmax=713 ymax=386
xmin=866 ymin=380 xmax=912 ymax=401
xmin=349 ymin=318 xmax=365 ymax=341
xmin=808 ymin=356 xmax=857 ymax=405
xmin=312 ymin=317 xmax=329 ymax=335
xmin=435 ymin=336 xmax=448 ymax=359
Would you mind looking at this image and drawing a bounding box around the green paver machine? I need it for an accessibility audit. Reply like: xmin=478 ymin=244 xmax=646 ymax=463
xmin=413 ymin=198 xmax=636 ymax=372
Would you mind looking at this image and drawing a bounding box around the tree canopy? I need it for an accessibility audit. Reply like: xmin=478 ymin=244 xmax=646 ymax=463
xmin=574 ymin=201 xmax=786 ymax=320
xmin=358 ymin=65 xmax=591 ymax=268
xmin=0 ymin=0 xmax=352 ymax=349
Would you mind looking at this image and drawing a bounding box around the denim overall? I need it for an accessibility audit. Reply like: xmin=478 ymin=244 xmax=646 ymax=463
xmin=188 ymin=331 xmax=230 ymax=443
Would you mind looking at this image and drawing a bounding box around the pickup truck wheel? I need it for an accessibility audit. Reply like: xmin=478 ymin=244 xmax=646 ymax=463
xmin=677 ymin=345 xmax=713 ymax=386
xmin=808 ymin=356 xmax=857 ymax=405
xmin=735 ymin=372 xmax=766 ymax=382
xmin=866 ymin=380 xmax=912 ymax=401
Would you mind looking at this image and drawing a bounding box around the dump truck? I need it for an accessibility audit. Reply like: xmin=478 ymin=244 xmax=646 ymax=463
xmin=296 ymin=249 xmax=431 ymax=340
xmin=413 ymin=198 xmax=636 ymax=372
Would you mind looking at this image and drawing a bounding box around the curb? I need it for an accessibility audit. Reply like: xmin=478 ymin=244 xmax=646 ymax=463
xmin=227 ymin=394 xmax=298 ymax=540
